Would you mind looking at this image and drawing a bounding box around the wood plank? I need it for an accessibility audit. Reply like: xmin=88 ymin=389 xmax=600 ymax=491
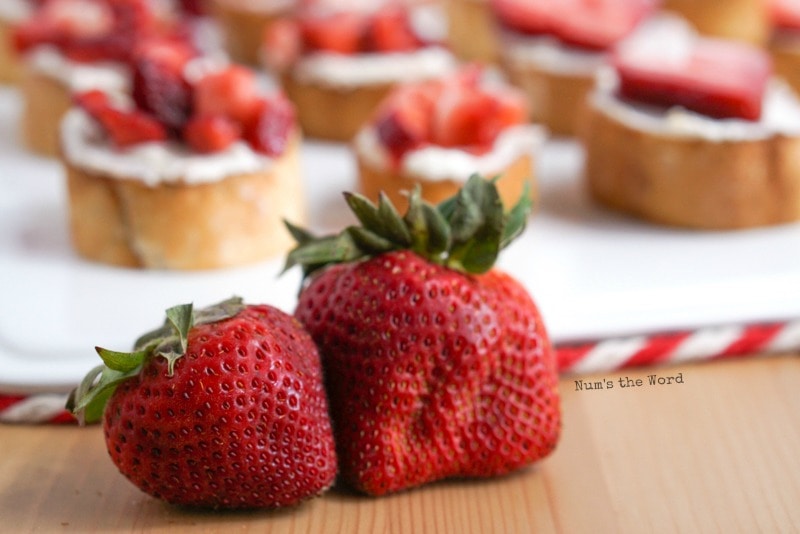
xmin=1 ymin=356 xmax=798 ymax=533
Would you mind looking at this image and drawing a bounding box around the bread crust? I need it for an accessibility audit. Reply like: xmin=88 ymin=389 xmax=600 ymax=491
xmin=581 ymin=100 xmax=800 ymax=229
xmin=21 ymin=66 xmax=72 ymax=156
xmin=663 ymin=0 xmax=767 ymax=45
xmin=0 ymin=17 xmax=22 ymax=83
xmin=771 ymin=37 xmax=800 ymax=95
xmin=500 ymin=57 xmax=594 ymax=137
xmin=445 ymin=0 xmax=498 ymax=63
xmin=63 ymin=134 xmax=306 ymax=270
xmin=280 ymin=71 xmax=394 ymax=141
xmin=356 ymin=149 xmax=536 ymax=213
xmin=208 ymin=0 xmax=289 ymax=65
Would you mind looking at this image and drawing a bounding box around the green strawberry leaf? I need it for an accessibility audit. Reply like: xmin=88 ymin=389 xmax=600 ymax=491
xmin=283 ymin=173 xmax=532 ymax=277
xmin=67 ymin=297 xmax=246 ymax=425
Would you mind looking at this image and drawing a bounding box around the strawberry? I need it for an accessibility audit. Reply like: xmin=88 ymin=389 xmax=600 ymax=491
xmin=299 ymin=11 xmax=366 ymax=54
xmin=193 ymin=66 xmax=262 ymax=124
xmin=373 ymin=66 xmax=528 ymax=161
xmin=183 ymin=114 xmax=241 ymax=153
xmin=491 ymin=0 xmax=656 ymax=50
xmin=67 ymin=298 xmax=338 ymax=509
xmin=244 ymin=95 xmax=296 ymax=156
xmin=362 ymin=7 xmax=424 ymax=52
xmin=373 ymin=83 xmax=434 ymax=162
xmin=283 ymin=177 xmax=561 ymax=496
xmin=771 ymin=0 xmax=800 ymax=31
xmin=613 ymin=30 xmax=773 ymax=120
xmin=73 ymin=88 xmax=111 ymax=119
xmin=95 ymin=107 xmax=168 ymax=148
xmin=262 ymin=18 xmax=302 ymax=71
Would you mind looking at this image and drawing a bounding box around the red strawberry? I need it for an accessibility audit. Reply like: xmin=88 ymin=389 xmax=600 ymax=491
xmin=299 ymin=11 xmax=366 ymax=54
xmin=262 ymin=18 xmax=302 ymax=71
xmin=244 ymin=95 xmax=296 ymax=156
xmin=193 ymin=66 xmax=262 ymax=124
xmin=73 ymin=88 xmax=111 ymax=118
xmin=363 ymin=7 xmax=424 ymax=52
xmin=95 ymin=107 xmax=168 ymax=148
xmin=130 ymin=36 xmax=196 ymax=131
xmin=771 ymin=0 xmax=800 ymax=31
xmin=374 ymin=66 xmax=528 ymax=160
xmin=613 ymin=30 xmax=773 ymax=120
xmin=183 ymin=114 xmax=241 ymax=153
xmin=491 ymin=0 xmax=656 ymax=50
xmin=67 ymin=298 xmax=338 ymax=509
xmin=373 ymin=84 xmax=434 ymax=162
xmin=283 ymin=178 xmax=561 ymax=496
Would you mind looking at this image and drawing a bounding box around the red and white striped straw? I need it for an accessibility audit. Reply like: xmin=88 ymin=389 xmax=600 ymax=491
xmin=2 ymin=319 xmax=799 ymax=424
xmin=556 ymin=319 xmax=800 ymax=374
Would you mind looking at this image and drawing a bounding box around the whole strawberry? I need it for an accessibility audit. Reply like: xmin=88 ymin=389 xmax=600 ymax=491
xmin=284 ymin=176 xmax=561 ymax=496
xmin=67 ymin=298 xmax=337 ymax=509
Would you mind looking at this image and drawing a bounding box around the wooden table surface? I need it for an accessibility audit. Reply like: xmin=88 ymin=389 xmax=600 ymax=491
xmin=2 ymin=355 xmax=799 ymax=533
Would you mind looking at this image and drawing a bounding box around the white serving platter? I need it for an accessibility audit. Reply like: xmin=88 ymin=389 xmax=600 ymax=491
xmin=3 ymin=86 xmax=800 ymax=393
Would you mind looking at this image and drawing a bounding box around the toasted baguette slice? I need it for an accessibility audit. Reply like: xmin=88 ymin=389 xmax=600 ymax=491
xmin=0 ymin=17 xmax=22 ymax=83
xmin=63 ymin=134 xmax=306 ymax=270
xmin=771 ymin=36 xmax=800 ymax=95
xmin=356 ymin=145 xmax=536 ymax=214
xmin=582 ymin=86 xmax=800 ymax=229
xmin=208 ymin=0 xmax=290 ymax=65
xmin=21 ymin=66 xmax=72 ymax=156
xmin=280 ymin=71 xmax=394 ymax=142
xmin=663 ymin=0 xmax=768 ymax=44
xmin=501 ymin=57 xmax=594 ymax=137
xmin=445 ymin=0 xmax=498 ymax=63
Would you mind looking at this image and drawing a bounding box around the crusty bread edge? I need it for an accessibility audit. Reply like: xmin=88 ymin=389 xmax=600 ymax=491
xmin=62 ymin=133 xmax=307 ymax=270
xmin=581 ymin=99 xmax=800 ymax=229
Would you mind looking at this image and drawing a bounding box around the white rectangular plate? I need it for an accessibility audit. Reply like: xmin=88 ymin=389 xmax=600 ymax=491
xmin=3 ymin=86 xmax=800 ymax=393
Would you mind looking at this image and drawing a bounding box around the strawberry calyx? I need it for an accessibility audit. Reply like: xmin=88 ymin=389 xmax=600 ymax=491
xmin=283 ymin=175 xmax=531 ymax=278
xmin=66 ymin=297 xmax=245 ymax=424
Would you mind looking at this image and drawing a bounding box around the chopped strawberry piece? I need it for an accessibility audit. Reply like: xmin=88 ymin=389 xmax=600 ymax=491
xmin=771 ymin=0 xmax=800 ymax=31
xmin=613 ymin=34 xmax=773 ymax=120
xmin=184 ymin=115 xmax=241 ymax=153
xmin=491 ymin=0 xmax=656 ymax=50
xmin=490 ymin=0 xmax=557 ymax=36
xmin=194 ymin=66 xmax=261 ymax=124
xmin=556 ymin=0 xmax=657 ymax=50
xmin=95 ymin=108 xmax=168 ymax=148
xmin=130 ymin=37 xmax=196 ymax=131
xmin=364 ymin=7 xmax=423 ymax=52
xmin=244 ymin=96 xmax=296 ymax=156
xmin=262 ymin=19 xmax=302 ymax=71
xmin=73 ymin=89 xmax=111 ymax=119
xmin=299 ymin=12 xmax=367 ymax=54
xmin=374 ymin=84 xmax=436 ymax=161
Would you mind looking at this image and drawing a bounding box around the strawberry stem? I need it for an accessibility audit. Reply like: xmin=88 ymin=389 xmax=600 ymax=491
xmin=283 ymin=174 xmax=532 ymax=278
xmin=66 ymin=297 xmax=246 ymax=424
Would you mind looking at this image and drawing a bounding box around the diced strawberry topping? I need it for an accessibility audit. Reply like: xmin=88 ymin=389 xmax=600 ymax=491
xmin=244 ymin=96 xmax=296 ymax=156
xmin=95 ymin=107 xmax=168 ymax=148
xmin=374 ymin=86 xmax=433 ymax=161
xmin=271 ymin=5 xmax=428 ymax=59
xmin=194 ymin=66 xmax=261 ymax=124
xmin=300 ymin=12 xmax=366 ymax=54
xmin=490 ymin=0 xmax=656 ymax=50
xmin=262 ymin=19 xmax=302 ymax=71
xmin=12 ymin=0 xmax=160 ymax=62
xmin=363 ymin=7 xmax=424 ymax=52
xmin=184 ymin=115 xmax=241 ymax=153
xmin=373 ymin=66 xmax=528 ymax=162
xmin=130 ymin=37 xmax=196 ymax=131
xmin=771 ymin=0 xmax=800 ymax=32
xmin=73 ymin=89 xmax=112 ymax=119
xmin=490 ymin=0 xmax=556 ymax=36
xmin=613 ymin=33 xmax=773 ymax=120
